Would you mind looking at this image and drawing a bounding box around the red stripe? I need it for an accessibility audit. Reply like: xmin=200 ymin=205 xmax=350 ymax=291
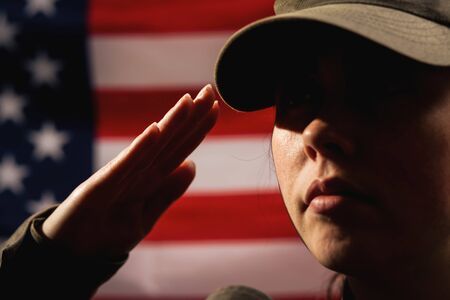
xmin=89 ymin=0 xmax=274 ymax=34
xmin=144 ymin=192 xmax=298 ymax=241
xmin=95 ymin=89 xmax=275 ymax=138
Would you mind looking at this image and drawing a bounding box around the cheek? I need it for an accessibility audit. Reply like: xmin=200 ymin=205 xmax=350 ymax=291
xmin=371 ymin=96 xmax=450 ymax=236
xmin=415 ymin=109 xmax=450 ymax=202
xmin=271 ymin=127 xmax=306 ymax=207
xmin=420 ymin=109 xmax=450 ymax=222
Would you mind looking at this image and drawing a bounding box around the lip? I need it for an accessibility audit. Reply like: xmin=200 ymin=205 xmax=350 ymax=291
xmin=305 ymin=177 xmax=372 ymax=207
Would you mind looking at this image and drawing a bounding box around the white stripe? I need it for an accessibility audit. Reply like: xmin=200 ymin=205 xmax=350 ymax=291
xmin=90 ymin=33 xmax=231 ymax=89
xmin=97 ymin=239 xmax=334 ymax=297
xmin=95 ymin=135 xmax=279 ymax=194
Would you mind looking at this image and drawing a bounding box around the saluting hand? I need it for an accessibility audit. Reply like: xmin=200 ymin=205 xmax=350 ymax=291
xmin=41 ymin=84 xmax=219 ymax=259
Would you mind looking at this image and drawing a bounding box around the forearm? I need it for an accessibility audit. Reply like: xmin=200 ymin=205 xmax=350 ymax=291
xmin=0 ymin=206 xmax=127 ymax=299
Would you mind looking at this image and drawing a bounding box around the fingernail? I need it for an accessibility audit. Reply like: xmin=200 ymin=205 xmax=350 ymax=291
xmin=196 ymin=84 xmax=211 ymax=100
xmin=174 ymin=93 xmax=192 ymax=109
xmin=186 ymin=160 xmax=196 ymax=171
xmin=149 ymin=122 xmax=159 ymax=130
xmin=143 ymin=122 xmax=159 ymax=135
xmin=182 ymin=93 xmax=193 ymax=102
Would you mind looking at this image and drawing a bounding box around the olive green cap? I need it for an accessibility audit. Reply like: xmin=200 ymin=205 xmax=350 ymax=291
xmin=215 ymin=0 xmax=450 ymax=112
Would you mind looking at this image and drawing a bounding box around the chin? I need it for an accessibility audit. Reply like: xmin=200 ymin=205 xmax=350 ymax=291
xmin=299 ymin=222 xmax=383 ymax=277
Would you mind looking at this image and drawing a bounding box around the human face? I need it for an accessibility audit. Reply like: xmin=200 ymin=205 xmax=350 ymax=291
xmin=271 ymin=33 xmax=450 ymax=278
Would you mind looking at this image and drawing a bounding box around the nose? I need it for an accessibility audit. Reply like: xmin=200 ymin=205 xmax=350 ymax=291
xmin=302 ymin=118 xmax=355 ymax=161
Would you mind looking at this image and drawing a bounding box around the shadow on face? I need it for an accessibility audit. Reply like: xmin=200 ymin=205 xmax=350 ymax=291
xmin=269 ymin=23 xmax=450 ymax=278
xmin=273 ymin=23 xmax=450 ymax=135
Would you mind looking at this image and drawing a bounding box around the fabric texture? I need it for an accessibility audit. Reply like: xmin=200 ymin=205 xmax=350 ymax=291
xmin=0 ymin=206 xmax=127 ymax=299
xmin=274 ymin=0 xmax=450 ymax=25
xmin=206 ymin=285 xmax=273 ymax=300
xmin=214 ymin=0 xmax=450 ymax=112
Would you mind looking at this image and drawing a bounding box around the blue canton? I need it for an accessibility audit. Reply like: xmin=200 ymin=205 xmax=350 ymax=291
xmin=0 ymin=0 xmax=93 ymax=238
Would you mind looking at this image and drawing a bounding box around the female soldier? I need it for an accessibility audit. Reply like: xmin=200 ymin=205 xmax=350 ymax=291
xmin=1 ymin=0 xmax=449 ymax=299
xmin=214 ymin=0 xmax=450 ymax=299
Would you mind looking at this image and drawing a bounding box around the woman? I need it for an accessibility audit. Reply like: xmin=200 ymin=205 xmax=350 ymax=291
xmin=214 ymin=1 xmax=450 ymax=299
xmin=1 ymin=0 xmax=449 ymax=299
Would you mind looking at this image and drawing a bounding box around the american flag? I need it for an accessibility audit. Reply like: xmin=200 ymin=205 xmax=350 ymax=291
xmin=0 ymin=0 xmax=334 ymax=299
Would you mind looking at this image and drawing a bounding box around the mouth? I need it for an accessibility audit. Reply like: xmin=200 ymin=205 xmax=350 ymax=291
xmin=305 ymin=177 xmax=373 ymax=213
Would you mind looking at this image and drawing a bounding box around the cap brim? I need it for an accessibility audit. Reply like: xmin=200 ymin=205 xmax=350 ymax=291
xmin=215 ymin=3 xmax=450 ymax=112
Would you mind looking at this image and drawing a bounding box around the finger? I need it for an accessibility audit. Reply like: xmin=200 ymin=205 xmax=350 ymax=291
xmin=193 ymin=84 xmax=215 ymax=108
xmin=127 ymin=93 xmax=194 ymax=173
xmin=118 ymin=122 xmax=160 ymax=170
xmin=143 ymin=160 xmax=196 ymax=230
xmin=95 ymin=88 xmax=209 ymax=190
xmin=94 ymin=122 xmax=161 ymax=184
xmin=158 ymin=100 xmax=219 ymax=175
xmin=155 ymin=92 xmax=194 ymax=150
xmin=157 ymin=93 xmax=193 ymax=131
xmin=132 ymin=103 xmax=218 ymax=193
xmin=98 ymin=92 xmax=194 ymax=183
xmin=140 ymin=85 xmax=215 ymax=174
xmin=157 ymin=85 xmax=214 ymax=150
xmin=127 ymin=91 xmax=193 ymax=166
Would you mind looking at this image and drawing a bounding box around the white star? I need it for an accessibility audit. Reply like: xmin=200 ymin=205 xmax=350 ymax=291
xmin=0 ymin=89 xmax=26 ymax=124
xmin=26 ymin=52 xmax=62 ymax=87
xmin=26 ymin=0 xmax=58 ymax=17
xmin=0 ymin=155 xmax=29 ymax=194
xmin=26 ymin=190 xmax=58 ymax=214
xmin=29 ymin=122 xmax=70 ymax=161
xmin=0 ymin=14 xmax=18 ymax=50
